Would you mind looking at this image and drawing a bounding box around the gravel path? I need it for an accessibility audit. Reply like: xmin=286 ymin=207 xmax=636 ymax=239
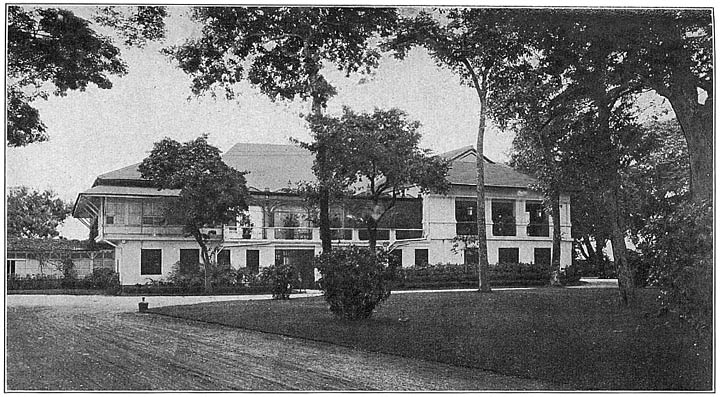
xmin=6 ymin=294 xmax=558 ymax=391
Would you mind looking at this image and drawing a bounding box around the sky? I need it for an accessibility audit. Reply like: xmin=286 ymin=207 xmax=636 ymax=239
xmin=5 ymin=6 xmax=517 ymax=240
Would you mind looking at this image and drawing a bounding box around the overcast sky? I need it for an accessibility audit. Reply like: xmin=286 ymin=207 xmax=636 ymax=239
xmin=6 ymin=6 xmax=519 ymax=239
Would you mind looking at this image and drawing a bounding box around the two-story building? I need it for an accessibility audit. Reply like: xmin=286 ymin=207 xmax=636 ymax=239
xmin=72 ymin=143 xmax=572 ymax=286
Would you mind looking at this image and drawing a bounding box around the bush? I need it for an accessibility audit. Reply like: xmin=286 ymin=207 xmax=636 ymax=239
xmin=314 ymin=246 xmax=396 ymax=320
xmin=641 ymin=199 xmax=712 ymax=334
xmin=167 ymin=261 xmax=240 ymax=292
xmin=394 ymin=262 xmax=577 ymax=289
xmin=59 ymin=257 xmax=77 ymax=289
xmin=85 ymin=268 xmax=121 ymax=294
xmin=259 ymin=263 xmax=297 ymax=300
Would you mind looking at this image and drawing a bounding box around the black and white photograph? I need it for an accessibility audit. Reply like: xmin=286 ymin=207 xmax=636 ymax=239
xmin=4 ymin=4 xmax=714 ymax=391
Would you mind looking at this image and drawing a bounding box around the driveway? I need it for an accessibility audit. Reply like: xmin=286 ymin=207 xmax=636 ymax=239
xmin=6 ymin=293 xmax=558 ymax=391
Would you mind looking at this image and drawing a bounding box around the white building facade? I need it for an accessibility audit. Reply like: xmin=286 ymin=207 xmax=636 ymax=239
xmin=73 ymin=144 xmax=572 ymax=286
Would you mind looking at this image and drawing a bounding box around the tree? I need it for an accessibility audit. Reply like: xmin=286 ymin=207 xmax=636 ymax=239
xmin=139 ymin=135 xmax=249 ymax=293
xmin=387 ymin=9 xmax=530 ymax=292
xmin=495 ymin=70 xmax=575 ymax=286
xmin=7 ymin=186 xmax=71 ymax=238
xmin=6 ymin=6 xmax=166 ymax=147
xmin=526 ymin=9 xmax=712 ymax=203
xmin=308 ymin=107 xmax=450 ymax=252
xmin=164 ymin=7 xmax=398 ymax=254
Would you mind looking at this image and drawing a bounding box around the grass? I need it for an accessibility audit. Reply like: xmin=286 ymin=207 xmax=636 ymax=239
xmin=151 ymin=288 xmax=712 ymax=390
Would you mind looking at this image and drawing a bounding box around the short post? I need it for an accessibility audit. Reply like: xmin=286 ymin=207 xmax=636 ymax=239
xmin=138 ymin=297 xmax=149 ymax=313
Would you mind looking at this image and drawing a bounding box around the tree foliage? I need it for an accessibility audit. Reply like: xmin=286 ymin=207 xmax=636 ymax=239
xmin=7 ymin=6 xmax=167 ymax=147
xmin=165 ymin=7 xmax=398 ymax=253
xmin=7 ymin=186 xmax=72 ymax=238
xmin=139 ymin=135 xmax=249 ymax=292
xmin=305 ymin=107 xmax=450 ymax=251
xmin=386 ymin=8 xmax=531 ymax=292
xmin=523 ymin=9 xmax=712 ymax=203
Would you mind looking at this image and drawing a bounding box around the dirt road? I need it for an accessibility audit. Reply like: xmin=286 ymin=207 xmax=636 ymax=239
xmin=6 ymin=294 xmax=557 ymax=391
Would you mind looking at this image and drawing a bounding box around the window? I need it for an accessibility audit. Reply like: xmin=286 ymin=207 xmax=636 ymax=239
xmin=105 ymin=200 xmax=125 ymax=225
xmin=7 ymin=260 xmax=16 ymax=275
xmin=498 ymin=248 xmax=519 ymax=264
xmin=492 ymin=201 xmax=516 ymax=236
xmin=141 ymin=249 xmax=162 ymax=275
xmin=127 ymin=201 xmax=142 ymax=226
xmin=142 ymin=201 xmax=165 ymax=226
xmin=389 ymin=249 xmax=403 ymax=267
xmin=534 ymin=248 xmax=551 ymax=266
xmin=464 ymin=248 xmax=478 ymax=266
xmin=415 ymin=249 xmax=429 ymax=267
xmin=217 ymin=249 xmax=231 ymax=269
xmin=455 ymin=199 xmax=477 ymax=235
xmin=246 ymin=250 xmax=260 ymax=274
xmin=526 ymin=201 xmax=550 ymax=237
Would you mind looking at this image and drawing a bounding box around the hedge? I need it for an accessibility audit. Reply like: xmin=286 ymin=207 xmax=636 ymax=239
xmin=394 ymin=262 xmax=581 ymax=289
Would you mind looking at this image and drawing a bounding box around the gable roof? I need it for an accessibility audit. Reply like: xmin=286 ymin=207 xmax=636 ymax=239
xmin=6 ymin=237 xmax=113 ymax=252
xmin=91 ymin=143 xmax=316 ymax=192
xmin=88 ymin=144 xmax=537 ymax=193
xmin=439 ymin=147 xmax=538 ymax=189
xmin=223 ymin=143 xmax=315 ymax=192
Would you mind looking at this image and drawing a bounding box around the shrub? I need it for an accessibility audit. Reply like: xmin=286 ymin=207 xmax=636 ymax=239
xmin=84 ymin=268 xmax=121 ymax=294
xmin=167 ymin=261 xmax=240 ymax=292
xmin=641 ymin=199 xmax=712 ymax=334
xmin=314 ymin=246 xmax=396 ymax=320
xmin=259 ymin=263 xmax=297 ymax=300
xmin=59 ymin=257 xmax=77 ymax=289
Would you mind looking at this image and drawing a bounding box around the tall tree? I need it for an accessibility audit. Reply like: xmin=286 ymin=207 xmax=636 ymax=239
xmin=6 ymin=6 xmax=166 ymax=146
xmin=528 ymin=9 xmax=712 ymax=203
xmin=494 ymin=70 xmax=576 ymax=285
xmin=308 ymin=107 xmax=450 ymax=252
xmin=7 ymin=186 xmax=71 ymax=238
xmin=387 ymin=9 xmax=529 ymax=292
xmin=139 ymin=135 xmax=249 ymax=293
xmin=165 ymin=7 xmax=398 ymax=254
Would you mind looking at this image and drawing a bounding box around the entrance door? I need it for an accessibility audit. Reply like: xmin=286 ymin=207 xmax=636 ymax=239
xmin=275 ymin=249 xmax=316 ymax=289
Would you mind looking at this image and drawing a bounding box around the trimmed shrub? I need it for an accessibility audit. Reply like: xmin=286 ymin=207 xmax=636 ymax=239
xmin=59 ymin=257 xmax=77 ymax=289
xmin=394 ymin=262 xmax=577 ymax=289
xmin=259 ymin=263 xmax=297 ymax=300
xmin=85 ymin=268 xmax=121 ymax=294
xmin=314 ymin=246 xmax=396 ymax=320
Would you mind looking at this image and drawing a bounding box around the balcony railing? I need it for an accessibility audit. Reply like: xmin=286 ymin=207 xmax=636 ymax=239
xmin=224 ymin=226 xmax=424 ymax=242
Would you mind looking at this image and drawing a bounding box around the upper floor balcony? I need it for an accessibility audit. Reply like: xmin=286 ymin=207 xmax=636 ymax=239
xmin=223 ymin=226 xmax=424 ymax=243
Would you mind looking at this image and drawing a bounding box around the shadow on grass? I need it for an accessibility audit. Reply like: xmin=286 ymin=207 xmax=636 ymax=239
xmin=150 ymin=288 xmax=711 ymax=391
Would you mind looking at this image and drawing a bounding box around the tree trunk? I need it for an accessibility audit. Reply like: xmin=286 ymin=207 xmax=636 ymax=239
xmin=549 ymin=190 xmax=563 ymax=287
xmin=605 ymin=184 xmax=634 ymax=304
xmin=598 ymin=109 xmax=634 ymax=303
xmin=192 ymin=229 xmax=213 ymax=294
xmin=367 ymin=217 xmax=377 ymax=253
xmin=311 ymin=96 xmax=332 ymax=254
xmin=664 ymin=85 xmax=713 ymax=204
xmin=476 ymin=90 xmax=491 ymax=293
xmin=595 ymin=238 xmax=606 ymax=278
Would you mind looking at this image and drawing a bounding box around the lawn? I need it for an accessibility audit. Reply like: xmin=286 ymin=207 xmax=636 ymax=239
xmin=150 ymin=288 xmax=712 ymax=390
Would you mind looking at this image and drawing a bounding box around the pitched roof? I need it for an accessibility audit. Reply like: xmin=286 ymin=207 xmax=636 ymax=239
xmin=439 ymin=147 xmax=538 ymax=189
xmin=6 ymin=237 xmax=113 ymax=252
xmin=80 ymin=185 xmax=181 ymax=197
xmin=223 ymin=143 xmax=315 ymax=191
xmin=91 ymin=143 xmax=316 ymax=192
xmin=88 ymin=144 xmax=536 ymax=192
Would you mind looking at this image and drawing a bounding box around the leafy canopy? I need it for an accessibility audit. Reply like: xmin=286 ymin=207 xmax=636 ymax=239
xmin=7 ymin=186 xmax=72 ymax=238
xmin=166 ymin=7 xmax=398 ymax=105
xmin=138 ymin=135 xmax=249 ymax=233
xmin=7 ymin=6 xmax=167 ymax=147
xmin=311 ymin=107 xmax=450 ymax=199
